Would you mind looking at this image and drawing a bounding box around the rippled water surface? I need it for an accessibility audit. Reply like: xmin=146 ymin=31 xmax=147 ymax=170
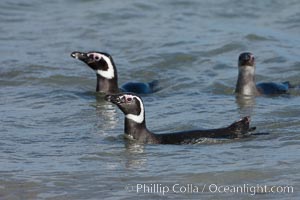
xmin=1 ymin=0 xmax=299 ymax=199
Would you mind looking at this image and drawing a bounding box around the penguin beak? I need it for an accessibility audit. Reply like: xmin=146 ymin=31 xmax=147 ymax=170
xmin=239 ymin=52 xmax=255 ymax=66
xmin=71 ymin=51 xmax=90 ymax=63
xmin=105 ymin=94 xmax=124 ymax=104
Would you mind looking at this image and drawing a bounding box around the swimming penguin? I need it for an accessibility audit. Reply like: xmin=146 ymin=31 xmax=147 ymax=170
xmin=105 ymin=93 xmax=256 ymax=144
xmin=235 ymin=52 xmax=292 ymax=96
xmin=71 ymin=51 xmax=158 ymax=94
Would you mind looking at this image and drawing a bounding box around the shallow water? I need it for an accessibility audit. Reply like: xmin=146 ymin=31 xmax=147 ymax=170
xmin=0 ymin=0 xmax=299 ymax=199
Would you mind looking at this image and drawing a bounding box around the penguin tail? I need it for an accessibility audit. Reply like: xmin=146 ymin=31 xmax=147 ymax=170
xmin=228 ymin=116 xmax=257 ymax=138
xmin=148 ymin=80 xmax=160 ymax=92
xmin=282 ymin=81 xmax=293 ymax=88
xmin=284 ymin=81 xmax=300 ymax=90
xmin=230 ymin=117 xmax=271 ymax=137
xmin=282 ymin=81 xmax=300 ymax=89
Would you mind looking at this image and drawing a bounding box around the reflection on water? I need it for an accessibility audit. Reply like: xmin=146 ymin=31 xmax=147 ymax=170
xmin=124 ymin=142 xmax=147 ymax=169
xmin=94 ymin=94 xmax=119 ymax=130
xmin=125 ymin=142 xmax=145 ymax=154
xmin=235 ymin=94 xmax=256 ymax=117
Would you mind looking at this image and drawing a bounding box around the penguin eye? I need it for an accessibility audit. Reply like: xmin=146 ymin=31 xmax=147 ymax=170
xmin=94 ymin=56 xmax=100 ymax=61
xmin=126 ymin=97 xmax=132 ymax=102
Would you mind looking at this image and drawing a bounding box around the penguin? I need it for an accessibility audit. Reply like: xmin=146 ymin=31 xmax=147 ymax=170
xmin=235 ymin=52 xmax=292 ymax=96
xmin=105 ymin=93 xmax=256 ymax=144
xmin=71 ymin=51 xmax=158 ymax=94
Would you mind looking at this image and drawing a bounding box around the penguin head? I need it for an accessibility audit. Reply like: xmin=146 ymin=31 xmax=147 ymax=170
xmin=105 ymin=93 xmax=145 ymax=124
xmin=238 ymin=52 xmax=255 ymax=67
xmin=71 ymin=51 xmax=116 ymax=79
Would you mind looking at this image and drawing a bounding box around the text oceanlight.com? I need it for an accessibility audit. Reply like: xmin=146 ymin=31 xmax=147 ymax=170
xmin=125 ymin=183 xmax=294 ymax=196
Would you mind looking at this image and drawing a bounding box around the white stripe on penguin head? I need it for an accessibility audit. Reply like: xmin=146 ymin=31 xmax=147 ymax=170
xmin=124 ymin=94 xmax=144 ymax=124
xmin=88 ymin=52 xmax=115 ymax=79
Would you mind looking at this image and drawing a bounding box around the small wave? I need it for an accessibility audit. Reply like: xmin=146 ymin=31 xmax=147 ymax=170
xmin=245 ymin=34 xmax=276 ymax=41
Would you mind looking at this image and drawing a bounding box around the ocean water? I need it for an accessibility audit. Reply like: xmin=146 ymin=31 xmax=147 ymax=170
xmin=0 ymin=0 xmax=299 ymax=199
